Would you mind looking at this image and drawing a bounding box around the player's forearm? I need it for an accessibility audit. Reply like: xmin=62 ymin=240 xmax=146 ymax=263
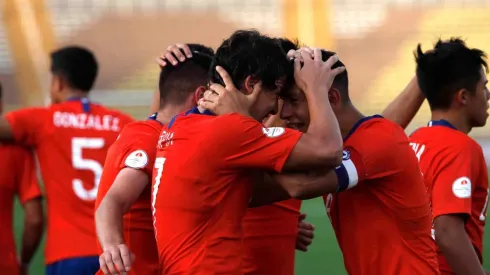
xmin=96 ymin=197 xmax=126 ymax=249
xmin=303 ymin=86 xmax=343 ymax=164
xmin=249 ymin=173 xmax=291 ymax=207
xmin=436 ymin=227 xmax=485 ymax=275
xmin=274 ymin=170 xmax=337 ymax=200
xmin=20 ymin=215 xmax=44 ymax=266
xmin=381 ymin=76 xmax=424 ymax=129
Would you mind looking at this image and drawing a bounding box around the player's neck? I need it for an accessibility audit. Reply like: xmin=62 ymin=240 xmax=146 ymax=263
xmin=337 ymin=105 xmax=365 ymax=139
xmin=431 ymin=110 xmax=471 ymax=134
xmin=63 ymin=90 xmax=88 ymax=101
xmin=157 ymin=105 xmax=189 ymax=125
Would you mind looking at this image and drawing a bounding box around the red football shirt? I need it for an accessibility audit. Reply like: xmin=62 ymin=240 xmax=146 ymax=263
xmin=242 ymin=199 xmax=301 ymax=275
xmin=95 ymin=118 xmax=162 ymax=275
xmin=324 ymin=115 xmax=439 ymax=275
xmin=0 ymin=145 xmax=41 ymax=275
xmin=409 ymin=120 xmax=488 ymax=275
xmin=152 ymin=108 xmax=302 ymax=275
xmin=5 ymin=98 xmax=134 ymax=264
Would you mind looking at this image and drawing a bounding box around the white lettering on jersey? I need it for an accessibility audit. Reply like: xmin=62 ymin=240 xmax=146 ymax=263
xmin=125 ymin=150 xmax=149 ymax=169
xmin=452 ymin=176 xmax=472 ymax=199
xmin=53 ymin=111 xmax=120 ymax=132
xmin=409 ymin=142 xmax=426 ymax=161
xmin=262 ymin=127 xmax=285 ymax=138
xmin=158 ymin=131 xmax=174 ymax=149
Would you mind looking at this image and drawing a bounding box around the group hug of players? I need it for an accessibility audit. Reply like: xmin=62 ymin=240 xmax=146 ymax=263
xmin=0 ymin=29 xmax=489 ymax=275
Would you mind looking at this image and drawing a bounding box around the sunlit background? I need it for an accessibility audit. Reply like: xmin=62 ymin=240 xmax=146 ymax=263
xmin=3 ymin=0 xmax=490 ymax=274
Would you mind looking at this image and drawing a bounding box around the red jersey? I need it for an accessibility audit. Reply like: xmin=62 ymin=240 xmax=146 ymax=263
xmin=152 ymin=108 xmax=302 ymax=275
xmin=242 ymin=199 xmax=301 ymax=275
xmin=5 ymin=98 xmax=133 ymax=264
xmin=324 ymin=115 xmax=439 ymax=275
xmin=0 ymin=145 xmax=41 ymax=275
xmin=95 ymin=117 xmax=162 ymax=275
xmin=409 ymin=120 xmax=488 ymax=275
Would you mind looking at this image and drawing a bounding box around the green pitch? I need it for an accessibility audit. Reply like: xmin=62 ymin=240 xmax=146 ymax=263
xmin=13 ymin=198 xmax=490 ymax=275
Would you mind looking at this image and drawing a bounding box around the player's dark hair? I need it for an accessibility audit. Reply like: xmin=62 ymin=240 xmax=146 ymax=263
xmin=415 ymin=38 xmax=488 ymax=110
xmin=158 ymin=52 xmax=212 ymax=107
xmin=321 ymin=50 xmax=350 ymax=103
xmin=277 ymin=38 xmax=300 ymax=52
xmin=210 ymin=30 xmax=292 ymax=92
xmin=187 ymin=43 xmax=215 ymax=56
xmin=50 ymin=46 xmax=98 ymax=92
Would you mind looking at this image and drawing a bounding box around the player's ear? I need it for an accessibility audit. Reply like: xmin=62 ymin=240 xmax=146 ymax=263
xmin=243 ymin=76 xmax=258 ymax=95
xmin=328 ymin=88 xmax=342 ymax=109
xmin=193 ymin=86 xmax=206 ymax=104
xmin=456 ymin=88 xmax=470 ymax=106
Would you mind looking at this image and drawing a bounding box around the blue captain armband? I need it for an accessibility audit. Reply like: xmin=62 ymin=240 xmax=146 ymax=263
xmin=335 ymin=150 xmax=359 ymax=192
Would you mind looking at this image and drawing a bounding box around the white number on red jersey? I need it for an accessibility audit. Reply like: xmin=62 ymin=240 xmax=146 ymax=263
xmin=152 ymin=157 xmax=166 ymax=237
xmin=71 ymin=137 xmax=104 ymax=200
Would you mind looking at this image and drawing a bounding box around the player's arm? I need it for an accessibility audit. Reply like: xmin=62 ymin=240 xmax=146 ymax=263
xmin=96 ymin=168 xmax=147 ymax=274
xmin=0 ymin=108 xmax=45 ymax=144
xmin=16 ymin=148 xmax=44 ymax=271
xmin=381 ymin=76 xmax=424 ymax=129
xmin=434 ymin=215 xmax=485 ymax=275
xmin=432 ymin=146 xmax=485 ymax=275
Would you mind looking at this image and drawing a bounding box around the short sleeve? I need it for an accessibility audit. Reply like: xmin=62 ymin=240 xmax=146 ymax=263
xmin=5 ymin=107 xmax=47 ymax=146
xmin=334 ymin=131 xmax=400 ymax=192
xmin=117 ymin=132 xmax=158 ymax=178
xmin=210 ymin=113 xmax=302 ymax=173
xmin=15 ymin=147 xmax=42 ymax=204
xmin=431 ymin=147 xmax=474 ymax=218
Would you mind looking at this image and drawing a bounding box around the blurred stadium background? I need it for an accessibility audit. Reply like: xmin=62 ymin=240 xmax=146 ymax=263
xmin=4 ymin=0 xmax=490 ymax=274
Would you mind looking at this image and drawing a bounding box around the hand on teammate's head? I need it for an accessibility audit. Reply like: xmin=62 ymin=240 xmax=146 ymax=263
xmin=156 ymin=43 xmax=193 ymax=68
xmin=198 ymin=66 xmax=259 ymax=118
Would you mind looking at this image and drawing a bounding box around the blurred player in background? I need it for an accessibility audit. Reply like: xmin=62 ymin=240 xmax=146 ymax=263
xmin=0 ymin=81 xmax=44 ymax=275
xmin=0 ymin=46 xmax=133 ymax=275
xmin=410 ymin=38 xmax=489 ymax=275
xmin=95 ymin=44 xmax=213 ymax=275
xmin=153 ymin=30 xmax=345 ymax=275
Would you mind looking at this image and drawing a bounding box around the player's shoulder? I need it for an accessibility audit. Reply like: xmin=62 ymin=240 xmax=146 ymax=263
xmin=411 ymin=126 xmax=480 ymax=153
xmin=93 ymin=104 xmax=134 ymax=123
xmin=123 ymin=119 xmax=163 ymax=135
xmin=210 ymin=113 xmax=258 ymax=129
xmin=349 ymin=115 xmax=406 ymax=145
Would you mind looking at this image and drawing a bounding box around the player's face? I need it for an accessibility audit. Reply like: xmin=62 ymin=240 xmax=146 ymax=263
xmin=280 ymin=85 xmax=310 ymax=133
xmin=248 ymin=81 xmax=282 ymax=122
xmin=467 ymin=69 xmax=489 ymax=127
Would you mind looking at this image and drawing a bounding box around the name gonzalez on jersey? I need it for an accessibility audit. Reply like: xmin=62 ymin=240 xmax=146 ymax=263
xmin=53 ymin=111 xmax=120 ymax=132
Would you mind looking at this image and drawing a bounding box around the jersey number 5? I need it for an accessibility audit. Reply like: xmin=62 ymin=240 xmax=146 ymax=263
xmin=72 ymin=137 xmax=105 ymax=200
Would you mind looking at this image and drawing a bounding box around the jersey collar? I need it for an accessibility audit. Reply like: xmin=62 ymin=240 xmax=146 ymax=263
xmin=428 ymin=119 xmax=457 ymax=130
xmin=167 ymin=107 xmax=214 ymax=129
xmin=344 ymin=114 xmax=383 ymax=142
xmin=148 ymin=112 xmax=164 ymax=125
xmin=67 ymin=97 xmax=91 ymax=113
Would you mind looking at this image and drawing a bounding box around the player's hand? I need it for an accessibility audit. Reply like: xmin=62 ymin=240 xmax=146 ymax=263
xmin=156 ymin=43 xmax=193 ymax=67
xmin=296 ymin=213 xmax=315 ymax=252
xmin=99 ymin=243 xmax=135 ymax=275
xmin=287 ymin=47 xmax=314 ymax=62
xmin=292 ymin=48 xmax=345 ymax=96
xmin=198 ymin=66 xmax=260 ymax=117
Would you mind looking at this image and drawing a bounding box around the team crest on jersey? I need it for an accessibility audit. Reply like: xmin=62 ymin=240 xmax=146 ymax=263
xmin=342 ymin=150 xmax=350 ymax=160
xmin=262 ymin=127 xmax=285 ymax=138
xmin=125 ymin=150 xmax=149 ymax=169
xmin=452 ymin=176 xmax=472 ymax=199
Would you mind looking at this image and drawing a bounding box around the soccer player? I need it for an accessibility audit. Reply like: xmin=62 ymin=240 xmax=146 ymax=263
xmin=409 ymin=38 xmax=489 ymax=275
xmin=0 ymin=82 xmax=44 ymax=275
xmin=152 ymin=30 xmax=345 ymax=275
xmin=95 ymin=45 xmax=214 ymax=275
xmin=0 ymin=46 xmax=134 ymax=275
xmin=201 ymin=47 xmax=438 ymax=274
